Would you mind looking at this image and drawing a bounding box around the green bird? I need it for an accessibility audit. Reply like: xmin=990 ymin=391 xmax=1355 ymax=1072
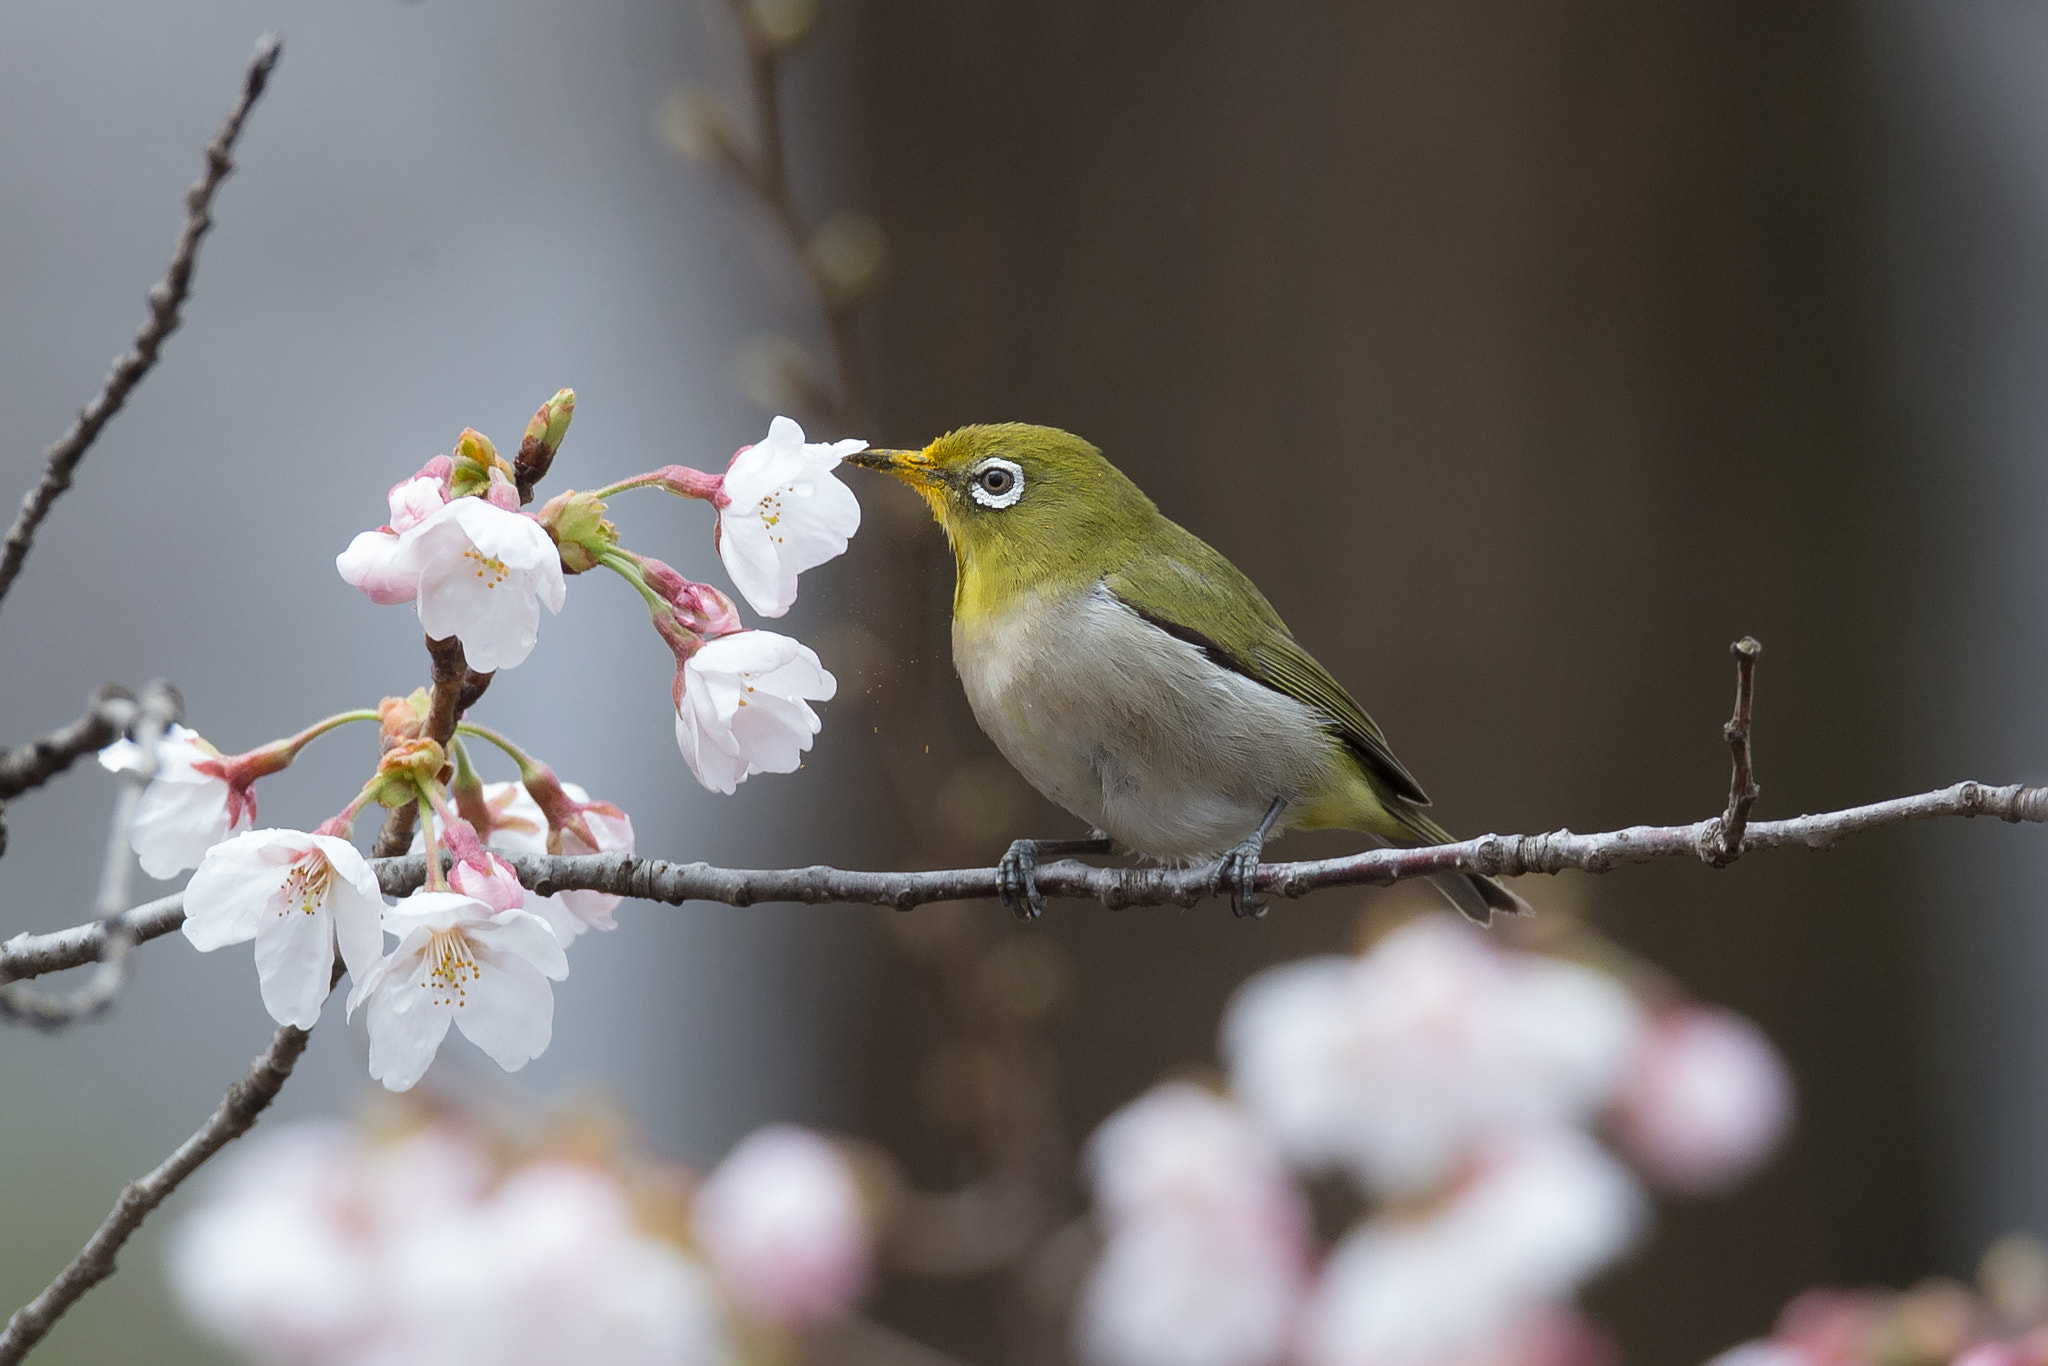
xmin=848 ymin=424 xmax=1526 ymax=923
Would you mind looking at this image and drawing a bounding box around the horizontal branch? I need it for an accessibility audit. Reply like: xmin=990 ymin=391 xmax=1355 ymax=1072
xmin=4 ymin=779 xmax=2042 ymax=985
xmin=0 ymin=1019 xmax=310 ymax=1365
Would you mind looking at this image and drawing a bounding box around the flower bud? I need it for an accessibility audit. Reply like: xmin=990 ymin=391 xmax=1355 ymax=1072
xmin=379 ymin=691 xmax=430 ymax=747
xmin=516 ymin=388 xmax=575 ymax=496
xmin=805 ymin=212 xmax=887 ymax=310
xmin=536 ymin=489 xmax=617 ymax=574
xmin=447 ymin=428 xmax=513 ymax=500
xmin=642 ymin=557 xmax=743 ymax=636
xmin=364 ymin=738 xmax=446 ymax=808
xmin=657 ymin=86 xmax=742 ymax=166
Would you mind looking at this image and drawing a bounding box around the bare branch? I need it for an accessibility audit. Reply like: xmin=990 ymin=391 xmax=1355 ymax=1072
xmin=1705 ymin=636 xmax=1764 ymax=865
xmin=0 ymin=1019 xmax=311 ymax=1364
xmin=0 ymin=36 xmax=282 ymax=614
xmin=8 ymin=777 xmax=2046 ymax=984
xmin=0 ymin=686 xmax=138 ymax=805
xmin=0 ymin=681 xmax=180 ymax=1029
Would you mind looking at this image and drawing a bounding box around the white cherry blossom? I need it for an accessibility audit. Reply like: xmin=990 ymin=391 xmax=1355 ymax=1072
xmin=1222 ymin=915 xmax=1644 ymax=1197
xmin=1075 ymin=1084 xmax=1312 ymax=1366
xmin=715 ymin=415 xmax=864 ymax=617
xmin=1295 ymin=1131 xmax=1645 ymax=1366
xmin=99 ymin=723 xmax=250 ymax=878
xmin=674 ymin=630 xmax=836 ymax=794
xmin=692 ymin=1124 xmax=872 ymax=1326
xmin=335 ymin=469 xmax=451 ymax=605
xmin=347 ymin=890 xmax=568 ymax=1092
xmin=183 ymin=830 xmax=388 ymax=1027
xmin=410 ymin=499 xmax=567 ymax=671
xmin=338 ymin=496 xmax=565 ymax=671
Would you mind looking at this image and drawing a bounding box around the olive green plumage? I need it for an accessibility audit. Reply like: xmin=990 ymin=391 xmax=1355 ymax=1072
xmin=850 ymin=423 xmax=1523 ymax=923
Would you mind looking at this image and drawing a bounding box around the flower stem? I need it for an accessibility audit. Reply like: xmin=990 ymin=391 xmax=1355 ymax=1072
xmin=418 ymin=795 xmax=446 ymax=891
xmin=590 ymin=465 xmax=723 ymax=501
xmin=276 ymin=709 xmax=380 ymax=755
xmin=454 ymin=722 xmax=539 ymax=777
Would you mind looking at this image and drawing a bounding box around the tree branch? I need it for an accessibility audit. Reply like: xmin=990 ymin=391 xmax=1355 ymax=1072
xmin=0 ymin=686 xmax=139 ymax=805
xmin=1706 ymin=636 xmax=1763 ymax=865
xmin=0 ymin=681 xmax=180 ymax=1029
xmin=0 ymin=1019 xmax=311 ymax=1365
xmin=0 ymin=35 xmax=281 ymax=615
xmin=370 ymin=634 xmax=484 ymax=858
xmin=7 ymin=777 xmax=2044 ymax=984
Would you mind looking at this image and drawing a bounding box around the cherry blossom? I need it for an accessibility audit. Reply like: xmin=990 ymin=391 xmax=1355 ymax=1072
xmin=183 ymin=830 xmax=387 ymax=1027
xmin=334 ymin=461 xmax=452 ymax=605
xmin=339 ymin=496 xmax=566 ymax=672
xmin=714 ymin=415 xmax=865 ymax=617
xmin=171 ymin=1120 xmax=728 ymax=1366
xmin=1075 ymin=1084 xmax=1313 ymax=1366
xmin=692 ymin=1124 xmax=872 ymax=1326
xmin=673 ymin=629 xmax=836 ymax=794
xmin=386 ymin=1160 xmax=727 ymax=1366
xmin=1613 ymin=1005 xmax=1795 ymax=1196
xmin=346 ymin=890 xmax=568 ymax=1092
xmin=1222 ymin=916 xmax=1644 ymax=1197
xmin=99 ymin=723 xmax=251 ymax=878
xmin=426 ymin=779 xmax=631 ymax=945
xmin=1296 ymin=1131 xmax=1645 ymax=1366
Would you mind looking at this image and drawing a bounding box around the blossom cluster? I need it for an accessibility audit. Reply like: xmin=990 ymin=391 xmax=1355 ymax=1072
xmin=169 ymin=1113 xmax=875 ymax=1366
xmin=336 ymin=404 xmax=857 ymax=791
xmin=1074 ymin=913 xmax=1797 ymax=1366
xmin=1702 ymin=1233 xmax=2048 ymax=1366
xmin=102 ymin=400 xmax=872 ymax=1091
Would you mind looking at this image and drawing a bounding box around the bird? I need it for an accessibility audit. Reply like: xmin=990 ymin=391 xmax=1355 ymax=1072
xmin=846 ymin=424 xmax=1526 ymax=923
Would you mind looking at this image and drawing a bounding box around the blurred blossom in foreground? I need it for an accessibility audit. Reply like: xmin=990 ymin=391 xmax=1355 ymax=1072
xmin=172 ymin=1110 xmax=881 ymax=1366
xmin=1076 ymin=1083 xmax=1313 ymax=1366
xmin=1614 ymin=1005 xmax=1795 ymax=1196
xmin=691 ymin=1123 xmax=873 ymax=1327
xmin=1297 ymin=1131 xmax=1644 ymax=1366
xmin=1222 ymin=916 xmax=1644 ymax=1198
xmin=1702 ymin=1233 xmax=2048 ymax=1366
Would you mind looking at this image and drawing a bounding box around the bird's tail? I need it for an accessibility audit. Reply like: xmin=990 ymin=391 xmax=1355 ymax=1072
xmin=1391 ymin=808 xmax=1530 ymax=926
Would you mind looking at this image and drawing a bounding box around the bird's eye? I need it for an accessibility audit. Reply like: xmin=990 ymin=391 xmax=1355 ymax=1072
xmin=968 ymin=458 xmax=1025 ymax=509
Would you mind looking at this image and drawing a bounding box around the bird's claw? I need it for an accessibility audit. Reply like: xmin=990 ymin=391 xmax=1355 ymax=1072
xmin=998 ymin=839 xmax=1046 ymax=920
xmin=1213 ymin=837 xmax=1267 ymax=919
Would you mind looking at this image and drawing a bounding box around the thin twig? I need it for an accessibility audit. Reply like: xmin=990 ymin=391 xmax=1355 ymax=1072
xmin=0 ymin=681 xmax=180 ymax=1029
xmin=9 ymin=777 xmax=2047 ymax=984
xmin=0 ymin=686 xmax=138 ymax=804
xmin=0 ymin=1019 xmax=311 ymax=1364
xmin=0 ymin=36 xmax=281 ymax=614
xmin=1707 ymin=636 xmax=1764 ymax=865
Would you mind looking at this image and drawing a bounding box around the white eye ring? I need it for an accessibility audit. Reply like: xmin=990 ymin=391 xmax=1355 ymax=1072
xmin=968 ymin=457 xmax=1025 ymax=509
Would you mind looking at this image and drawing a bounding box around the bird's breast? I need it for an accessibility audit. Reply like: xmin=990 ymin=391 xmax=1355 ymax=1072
xmin=952 ymin=582 xmax=1338 ymax=861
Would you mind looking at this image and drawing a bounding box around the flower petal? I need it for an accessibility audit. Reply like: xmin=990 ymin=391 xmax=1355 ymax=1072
xmin=253 ymin=902 xmax=338 ymax=1029
xmin=451 ymin=947 xmax=555 ymax=1072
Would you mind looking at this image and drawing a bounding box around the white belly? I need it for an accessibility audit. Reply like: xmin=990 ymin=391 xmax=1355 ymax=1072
xmin=953 ymin=583 xmax=1335 ymax=861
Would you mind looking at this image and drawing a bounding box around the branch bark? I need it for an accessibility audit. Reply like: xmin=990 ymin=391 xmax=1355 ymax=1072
xmin=0 ymin=1020 xmax=311 ymax=1365
xmin=0 ymin=686 xmax=139 ymax=804
xmin=0 ymin=35 xmax=281 ymax=615
xmin=7 ymin=777 xmax=2044 ymax=984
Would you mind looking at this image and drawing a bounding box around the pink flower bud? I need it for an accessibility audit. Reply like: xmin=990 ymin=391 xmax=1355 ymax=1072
xmin=692 ymin=1125 xmax=871 ymax=1327
xmin=1614 ymin=1006 xmax=1794 ymax=1196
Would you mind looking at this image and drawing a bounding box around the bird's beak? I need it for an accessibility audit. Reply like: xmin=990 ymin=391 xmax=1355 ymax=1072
xmin=846 ymin=446 xmax=937 ymax=488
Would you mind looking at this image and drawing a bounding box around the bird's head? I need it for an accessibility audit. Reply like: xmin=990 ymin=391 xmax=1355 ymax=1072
xmin=847 ymin=424 xmax=1156 ymax=586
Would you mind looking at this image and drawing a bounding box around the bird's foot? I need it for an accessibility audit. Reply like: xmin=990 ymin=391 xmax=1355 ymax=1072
xmin=997 ymin=839 xmax=1047 ymax=920
xmin=1210 ymin=797 xmax=1288 ymax=919
xmin=996 ymin=835 xmax=1114 ymax=920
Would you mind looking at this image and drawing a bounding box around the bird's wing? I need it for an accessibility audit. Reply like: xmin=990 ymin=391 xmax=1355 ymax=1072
xmin=1104 ymin=540 xmax=1432 ymax=807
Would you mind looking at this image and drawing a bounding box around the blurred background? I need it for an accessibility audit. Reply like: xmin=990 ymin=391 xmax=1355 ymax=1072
xmin=0 ymin=1 xmax=2036 ymax=1363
